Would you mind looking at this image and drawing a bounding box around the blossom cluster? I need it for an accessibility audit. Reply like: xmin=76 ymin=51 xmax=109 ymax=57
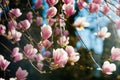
xmin=0 ymin=0 xmax=120 ymax=79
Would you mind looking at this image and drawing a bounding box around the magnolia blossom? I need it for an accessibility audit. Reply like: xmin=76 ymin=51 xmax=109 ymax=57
xmin=54 ymin=27 xmax=61 ymax=35
xmin=43 ymin=39 xmax=53 ymax=48
xmin=63 ymin=30 xmax=69 ymax=36
xmin=16 ymin=67 xmax=28 ymax=80
xmin=62 ymin=0 xmax=74 ymax=4
xmin=35 ymin=0 xmax=42 ymax=9
xmin=11 ymin=30 xmax=22 ymax=41
xmin=101 ymin=5 xmax=110 ymax=14
xmin=17 ymin=23 xmax=22 ymax=30
xmin=92 ymin=0 xmax=103 ymax=4
xmin=0 ymin=59 xmax=10 ymax=71
xmin=0 ymin=24 xmax=6 ymax=35
xmin=20 ymin=19 xmax=31 ymax=30
xmin=111 ymin=47 xmax=120 ymax=61
xmin=37 ymin=63 xmax=43 ymax=70
xmin=47 ymin=7 xmax=57 ymax=18
xmin=77 ymin=0 xmax=87 ymax=10
xmin=26 ymin=11 xmax=33 ymax=23
xmin=53 ymin=48 xmax=68 ymax=67
xmin=8 ymin=20 xmax=17 ymax=31
xmin=35 ymin=54 xmax=44 ymax=62
xmin=115 ymin=20 xmax=120 ymax=29
xmin=62 ymin=4 xmax=76 ymax=17
xmin=36 ymin=17 xmax=43 ymax=26
xmin=44 ymin=51 xmax=51 ymax=57
xmin=38 ymin=44 xmax=44 ymax=52
xmin=48 ymin=18 xmax=56 ymax=26
xmin=74 ymin=17 xmax=89 ymax=30
xmin=46 ymin=0 xmax=58 ymax=6
xmin=26 ymin=12 xmax=33 ymax=20
xmin=88 ymin=3 xmax=99 ymax=13
xmin=24 ymin=44 xmax=38 ymax=60
xmin=57 ymin=36 xmax=69 ymax=47
xmin=94 ymin=27 xmax=111 ymax=40
xmin=65 ymin=46 xmax=80 ymax=65
xmin=9 ymin=8 xmax=22 ymax=18
xmin=102 ymin=61 xmax=116 ymax=75
xmin=0 ymin=55 xmax=10 ymax=71
xmin=41 ymin=24 xmax=52 ymax=40
xmin=12 ymin=47 xmax=23 ymax=62
xmin=0 ymin=55 xmax=4 ymax=61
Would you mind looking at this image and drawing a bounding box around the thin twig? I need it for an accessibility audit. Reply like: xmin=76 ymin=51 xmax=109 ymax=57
xmin=76 ymin=30 xmax=102 ymax=69
xmin=29 ymin=60 xmax=46 ymax=74
xmin=0 ymin=41 xmax=12 ymax=53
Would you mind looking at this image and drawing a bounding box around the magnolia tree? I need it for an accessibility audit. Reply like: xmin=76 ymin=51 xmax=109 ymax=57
xmin=0 ymin=0 xmax=120 ymax=79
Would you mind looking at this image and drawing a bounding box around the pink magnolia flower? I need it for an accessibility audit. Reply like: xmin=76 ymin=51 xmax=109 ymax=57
xmin=11 ymin=30 xmax=22 ymax=41
xmin=17 ymin=23 xmax=22 ymax=30
xmin=24 ymin=44 xmax=38 ymax=60
xmin=8 ymin=20 xmax=17 ymax=31
xmin=102 ymin=61 xmax=116 ymax=75
xmin=111 ymin=47 xmax=120 ymax=61
xmin=65 ymin=46 xmax=80 ymax=65
xmin=88 ymin=3 xmax=99 ymax=13
xmin=46 ymin=0 xmax=58 ymax=6
xmin=38 ymin=43 xmax=44 ymax=52
xmin=43 ymin=39 xmax=53 ymax=48
xmin=62 ymin=4 xmax=76 ymax=17
xmin=77 ymin=0 xmax=87 ymax=10
xmin=94 ymin=27 xmax=111 ymax=40
xmin=74 ymin=17 xmax=90 ymax=30
xmin=62 ymin=0 xmax=74 ymax=4
xmin=0 ymin=56 xmax=10 ymax=71
xmin=63 ymin=30 xmax=69 ymax=36
xmin=20 ymin=19 xmax=31 ymax=30
xmin=115 ymin=20 xmax=120 ymax=29
xmin=0 ymin=55 xmax=4 ymax=61
xmin=36 ymin=54 xmax=44 ymax=62
xmin=12 ymin=47 xmax=23 ymax=62
xmin=44 ymin=51 xmax=51 ymax=57
xmin=13 ymin=53 xmax=23 ymax=62
xmin=54 ymin=27 xmax=61 ymax=35
xmin=36 ymin=17 xmax=43 ymax=26
xmin=0 ymin=24 xmax=6 ymax=35
xmin=41 ymin=24 xmax=52 ymax=40
xmin=48 ymin=18 xmax=56 ymax=26
xmin=37 ymin=63 xmax=43 ymax=70
xmin=9 ymin=8 xmax=22 ymax=18
xmin=68 ymin=52 xmax=80 ymax=65
xmin=35 ymin=0 xmax=42 ymax=9
xmin=57 ymin=36 xmax=69 ymax=47
xmin=53 ymin=48 xmax=68 ymax=67
xmin=47 ymin=7 xmax=57 ymax=18
xmin=65 ymin=46 xmax=75 ymax=56
xmin=16 ymin=67 xmax=28 ymax=80
xmin=92 ymin=0 xmax=103 ymax=4
xmin=26 ymin=11 xmax=33 ymax=23
xmin=102 ymin=5 xmax=110 ymax=14
xmin=27 ymin=12 xmax=33 ymax=20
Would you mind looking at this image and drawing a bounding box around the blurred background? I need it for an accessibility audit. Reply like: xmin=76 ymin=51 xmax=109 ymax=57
xmin=0 ymin=0 xmax=120 ymax=80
